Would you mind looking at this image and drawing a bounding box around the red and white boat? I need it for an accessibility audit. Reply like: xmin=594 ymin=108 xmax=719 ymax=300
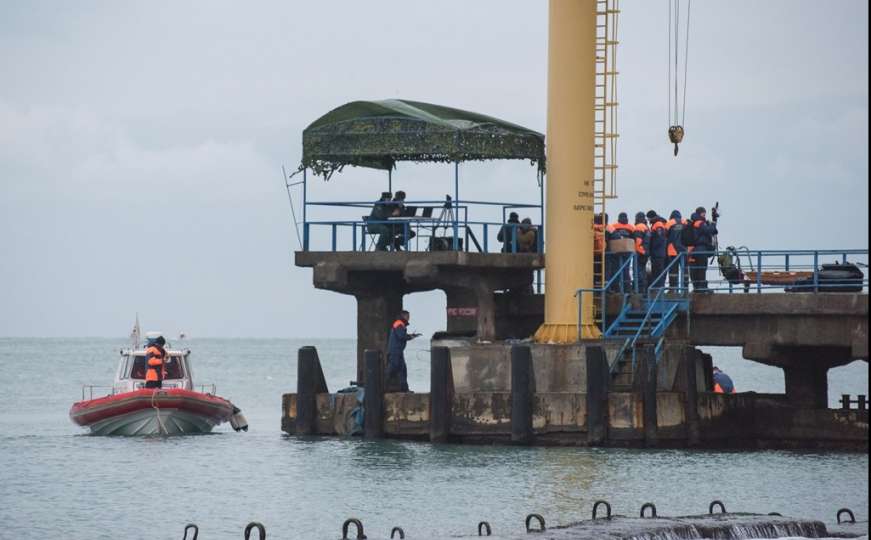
xmin=70 ymin=342 xmax=247 ymax=436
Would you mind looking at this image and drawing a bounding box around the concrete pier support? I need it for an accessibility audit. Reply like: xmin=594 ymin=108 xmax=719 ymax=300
xmin=586 ymin=346 xmax=609 ymax=445
xmin=510 ymin=345 xmax=534 ymax=445
xmin=638 ymin=345 xmax=659 ymax=447
xmin=364 ymin=350 xmax=385 ymax=439
xmin=430 ymin=346 xmax=453 ymax=443
xmin=356 ymin=292 xmax=403 ymax=383
xmin=783 ymin=362 xmax=830 ymax=409
xmin=296 ymin=346 xmax=329 ymax=435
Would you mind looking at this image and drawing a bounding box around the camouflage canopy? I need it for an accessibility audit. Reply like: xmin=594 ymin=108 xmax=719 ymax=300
xmin=301 ymin=99 xmax=545 ymax=178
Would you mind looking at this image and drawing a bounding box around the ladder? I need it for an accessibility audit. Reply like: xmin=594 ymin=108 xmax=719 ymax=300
xmin=592 ymin=0 xmax=621 ymax=325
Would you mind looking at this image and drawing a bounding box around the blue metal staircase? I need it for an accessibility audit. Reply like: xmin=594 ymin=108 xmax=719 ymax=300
xmin=605 ymin=292 xmax=688 ymax=388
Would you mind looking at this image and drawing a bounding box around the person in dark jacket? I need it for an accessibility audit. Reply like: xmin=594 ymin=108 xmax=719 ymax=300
xmin=606 ymin=212 xmax=635 ymax=291
xmin=666 ymin=210 xmax=689 ymax=290
xmin=689 ymin=206 xmax=718 ymax=292
xmin=386 ymin=310 xmax=420 ymax=392
xmin=633 ymin=212 xmax=651 ymax=292
xmin=368 ymin=192 xmax=393 ymax=251
xmin=497 ymin=212 xmax=521 ymax=252
xmin=647 ymin=211 xmax=668 ymax=289
xmin=390 ymin=191 xmax=416 ymax=250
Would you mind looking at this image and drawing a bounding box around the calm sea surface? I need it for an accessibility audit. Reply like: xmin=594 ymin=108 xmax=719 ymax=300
xmin=0 ymin=338 xmax=867 ymax=539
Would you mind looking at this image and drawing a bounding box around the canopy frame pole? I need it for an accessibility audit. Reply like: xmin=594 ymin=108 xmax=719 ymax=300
xmin=303 ymin=168 xmax=309 ymax=251
xmin=453 ymin=162 xmax=460 ymax=251
xmin=388 ymin=168 xmax=392 ymax=194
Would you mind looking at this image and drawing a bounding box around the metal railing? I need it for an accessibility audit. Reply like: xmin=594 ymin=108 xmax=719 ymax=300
xmin=300 ymin=198 xmax=543 ymax=254
xmin=576 ymin=248 xmax=868 ymax=340
xmin=81 ymin=385 xmax=117 ymax=400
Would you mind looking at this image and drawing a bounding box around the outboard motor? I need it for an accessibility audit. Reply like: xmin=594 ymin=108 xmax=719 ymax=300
xmin=229 ymin=406 xmax=249 ymax=432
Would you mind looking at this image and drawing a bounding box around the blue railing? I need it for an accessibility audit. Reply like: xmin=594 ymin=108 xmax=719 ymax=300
xmin=301 ymin=199 xmax=544 ymax=254
xmin=576 ymin=248 xmax=868 ymax=341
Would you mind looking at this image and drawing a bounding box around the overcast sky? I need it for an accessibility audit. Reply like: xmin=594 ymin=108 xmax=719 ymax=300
xmin=1 ymin=1 xmax=868 ymax=338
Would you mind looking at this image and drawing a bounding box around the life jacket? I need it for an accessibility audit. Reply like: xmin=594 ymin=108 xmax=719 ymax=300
xmin=713 ymin=383 xmax=737 ymax=394
xmin=144 ymin=345 xmax=165 ymax=383
xmin=666 ymin=218 xmax=687 ymax=257
xmin=634 ymin=223 xmax=649 ymax=255
xmin=593 ymin=224 xmax=606 ymax=253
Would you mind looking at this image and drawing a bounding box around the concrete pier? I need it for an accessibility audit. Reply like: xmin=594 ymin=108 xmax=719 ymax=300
xmin=291 ymin=250 xmax=868 ymax=449
xmin=296 ymin=251 xmax=543 ymax=382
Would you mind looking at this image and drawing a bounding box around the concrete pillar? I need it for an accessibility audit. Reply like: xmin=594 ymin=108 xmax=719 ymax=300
xmin=363 ymin=350 xmax=384 ymax=439
xmin=356 ymin=292 xmax=403 ymax=383
xmin=784 ymin=363 xmax=829 ymax=409
xmin=296 ymin=346 xmax=328 ymax=435
xmin=430 ymin=346 xmax=453 ymax=443
xmin=475 ymin=282 xmax=496 ymax=341
xmin=510 ymin=345 xmax=534 ymax=444
xmin=683 ymin=347 xmax=701 ymax=446
xmin=638 ymin=345 xmax=659 ymax=447
xmin=586 ymin=346 xmax=609 ymax=445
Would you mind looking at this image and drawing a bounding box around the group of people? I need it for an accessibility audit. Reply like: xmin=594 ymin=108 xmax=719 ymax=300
xmin=367 ymin=191 xmax=415 ymax=251
xmin=497 ymin=212 xmax=539 ymax=253
xmin=596 ymin=206 xmax=719 ymax=293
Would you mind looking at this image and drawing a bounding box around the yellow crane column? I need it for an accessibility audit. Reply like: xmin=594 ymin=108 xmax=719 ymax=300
xmin=534 ymin=0 xmax=601 ymax=343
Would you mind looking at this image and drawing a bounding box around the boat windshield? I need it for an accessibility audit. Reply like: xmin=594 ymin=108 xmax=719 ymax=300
xmin=128 ymin=354 xmax=185 ymax=380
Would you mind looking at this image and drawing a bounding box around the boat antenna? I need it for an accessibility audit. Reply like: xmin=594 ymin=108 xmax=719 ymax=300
xmin=130 ymin=313 xmax=141 ymax=350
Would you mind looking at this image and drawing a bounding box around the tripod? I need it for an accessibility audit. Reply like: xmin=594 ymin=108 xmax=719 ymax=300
xmin=430 ymin=195 xmax=459 ymax=251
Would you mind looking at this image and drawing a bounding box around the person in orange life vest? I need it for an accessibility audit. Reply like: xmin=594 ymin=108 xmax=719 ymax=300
xmin=712 ymin=366 xmax=736 ymax=394
xmin=593 ymin=213 xmax=608 ymax=288
xmin=386 ymin=311 xmax=420 ymax=392
xmin=689 ymin=206 xmax=718 ymax=293
xmin=144 ymin=336 xmax=167 ymax=389
xmin=665 ymin=210 xmax=690 ymax=290
xmin=606 ymin=212 xmax=635 ymax=292
xmin=633 ymin=212 xmax=651 ymax=292
xmin=647 ymin=211 xmax=669 ymax=290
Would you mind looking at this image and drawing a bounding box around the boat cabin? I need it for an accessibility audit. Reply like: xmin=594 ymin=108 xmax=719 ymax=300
xmin=113 ymin=349 xmax=196 ymax=393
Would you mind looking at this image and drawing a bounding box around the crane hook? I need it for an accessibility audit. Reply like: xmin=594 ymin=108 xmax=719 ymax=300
xmin=668 ymin=125 xmax=684 ymax=157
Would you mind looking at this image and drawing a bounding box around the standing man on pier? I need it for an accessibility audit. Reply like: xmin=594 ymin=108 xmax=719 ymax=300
xmin=386 ymin=310 xmax=420 ymax=392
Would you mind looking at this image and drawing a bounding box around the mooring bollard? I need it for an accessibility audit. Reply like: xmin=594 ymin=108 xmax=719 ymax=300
xmin=511 ymin=345 xmax=534 ymax=445
xmin=592 ymin=500 xmax=612 ymax=520
xmin=478 ymin=521 xmax=492 ymax=536
xmin=363 ymin=349 xmax=384 ymax=439
xmin=525 ymin=513 xmax=546 ymax=533
xmin=244 ymin=522 xmax=266 ymax=540
xmin=586 ymin=346 xmax=609 ymax=445
xmin=390 ymin=526 xmax=405 ymax=539
xmin=430 ymin=346 xmax=453 ymax=443
xmin=640 ymin=503 xmax=658 ymax=518
xmin=182 ymin=523 xmax=199 ymax=540
xmin=837 ymin=508 xmax=856 ymax=524
xmin=342 ymin=518 xmax=366 ymax=539
xmin=709 ymin=500 xmax=727 ymax=515
xmin=297 ymin=346 xmax=329 ymax=435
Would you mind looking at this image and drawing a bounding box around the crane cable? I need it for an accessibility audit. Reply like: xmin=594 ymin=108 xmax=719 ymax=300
xmin=667 ymin=0 xmax=692 ymax=156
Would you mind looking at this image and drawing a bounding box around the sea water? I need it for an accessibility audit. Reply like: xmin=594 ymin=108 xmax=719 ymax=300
xmin=0 ymin=338 xmax=866 ymax=539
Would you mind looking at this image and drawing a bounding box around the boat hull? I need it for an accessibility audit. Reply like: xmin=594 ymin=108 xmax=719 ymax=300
xmin=70 ymin=389 xmax=236 ymax=436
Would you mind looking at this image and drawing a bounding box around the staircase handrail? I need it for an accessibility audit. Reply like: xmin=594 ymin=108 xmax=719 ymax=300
xmin=576 ymin=253 xmax=637 ymax=337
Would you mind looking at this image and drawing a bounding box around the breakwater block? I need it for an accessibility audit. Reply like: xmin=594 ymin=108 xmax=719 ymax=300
xmin=448 ymin=513 xmax=845 ymax=539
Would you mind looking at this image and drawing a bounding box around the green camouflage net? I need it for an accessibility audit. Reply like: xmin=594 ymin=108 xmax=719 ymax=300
xmin=300 ymin=100 xmax=545 ymax=179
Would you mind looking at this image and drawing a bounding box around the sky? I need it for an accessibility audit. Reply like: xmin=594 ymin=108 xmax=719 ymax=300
xmin=1 ymin=1 xmax=868 ymax=338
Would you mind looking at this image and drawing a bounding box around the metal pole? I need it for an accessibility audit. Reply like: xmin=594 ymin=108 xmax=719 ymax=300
xmin=302 ymin=168 xmax=309 ymax=251
xmin=453 ymin=162 xmax=460 ymax=250
xmin=388 ymin=168 xmax=393 ymax=194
